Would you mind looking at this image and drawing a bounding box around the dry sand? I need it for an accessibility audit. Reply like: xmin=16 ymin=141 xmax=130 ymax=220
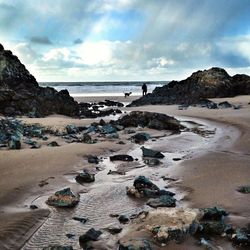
xmin=0 ymin=95 xmax=249 ymax=249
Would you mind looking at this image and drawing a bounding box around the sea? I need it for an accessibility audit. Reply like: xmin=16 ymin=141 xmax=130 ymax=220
xmin=39 ymin=81 xmax=167 ymax=97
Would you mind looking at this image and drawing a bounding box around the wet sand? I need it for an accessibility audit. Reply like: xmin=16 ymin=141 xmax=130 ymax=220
xmin=0 ymin=95 xmax=249 ymax=249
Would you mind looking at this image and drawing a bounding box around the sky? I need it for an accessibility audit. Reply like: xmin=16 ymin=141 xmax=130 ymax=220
xmin=1 ymin=0 xmax=250 ymax=82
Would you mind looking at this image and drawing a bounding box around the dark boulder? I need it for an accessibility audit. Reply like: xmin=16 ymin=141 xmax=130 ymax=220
xmin=118 ymin=215 xmax=130 ymax=224
xmin=130 ymin=132 xmax=150 ymax=144
xmin=201 ymin=207 xmax=228 ymax=220
xmin=110 ymin=154 xmax=134 ymax=162
xmin=134 ymin=176 xmax=159 ymax=191
xmin=141 ymin=146 xmax=164 ymax=158
xmin=218 ymin=101 xmax=233 ymax=108
xmin=47 ymin=141 xmax=60 ymax=147
xmin=75 ymin=170 xmax=95 ymax=184
xmin=79 ymin=228 xmax=102 ymax=249
xmin=0 ymin=44 xmax=79 ymax=117
xmin=116 ymin=111 xmax=183 ymax=131
xmin=128 ymin=67 xmax=250 ymax=107
xmin=87 ymin=155 xmax=99 ymax=164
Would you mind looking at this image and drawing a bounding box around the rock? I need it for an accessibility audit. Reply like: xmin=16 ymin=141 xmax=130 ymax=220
xmin=118 ymin=215 xmax=130 ymax=224
xmin=66 ymin=125 xmax=79 ymax=134
xmin=66 ymin=234 xmax=75 ymax=239
xmin=43 ymin=246 xmax=73 ymax=250
xmin=119 ymin=239 xmax=152 ymax=250
xmin=0 ymin=44 xmax=79 ymax=117
xmin=82 ymin=133 xmax=93 ymax=144
xmin=75 ymin=170 xmax=95 ymax=184
xmin=199 ymin=221 xmax=227 ymax=235
xmin=126 ymin=176 xmax=173 ymax=199
xmin=100 ymin=124 xmax=117 ymax=134
xmin=218 ymin=101 xmax=233 ymax=108
xmin=134 ymin=176 xmax=159 ymax=191
xmin=79 ymin=228 xmax=102 ymax=249
xmin=110 ymin=154 xmax=134 ymax=162
xmin=237 ymin=185 xmax=250 ymax=194
xmin=132 ymin=208 xmax=200 ymax=244
xmin=105 ymin=225 xmax=123 ymax=234
xmin=72 ymin=217 xmax=88 ymax=223
xmin=30 ymin=205 xmax=38 ymax=210
xmin=232 ymin=225 xmax=250 ymax=247
xmin=128 ymin=67 xmax=250 ymax=107
xmin=107 ymin=169 xmax=126 ymax=175
xmin=8 ymin=135 xmax=21 ymax=149
xmin=141 ymin=146 xmax=164 ymax=158
xmin=46 ymin=188 xmax=79 ymax=208
xmin=143 ymin=158 xmax=161 ymax=166
xmin=116 ymin=111 xmax=183 ymax=131
xmin=87 ymin=155 xmax=99 ymax=164
xmin=199 ymin=238 xmax=216 ymax=250
xmin=172 ymin=158 xmax=181 ymax=161
xmin=196 ymin=99 xmax=218 ymax=109
xmin=147 ymin=195 xmax=176 ymax=208
xmin=201 ymin=207 xmax=228 ymax=220
xmin=130 ymin=133 xmax=150 ymax=144
xmin=106 ymin=132 xmax=119 ymax=139
xmin=47 ymin=141 xmax=60 ymax=147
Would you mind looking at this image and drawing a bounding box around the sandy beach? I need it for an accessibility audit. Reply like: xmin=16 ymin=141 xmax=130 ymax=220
xmin=0 ymin=95 xmax=250 ymax=249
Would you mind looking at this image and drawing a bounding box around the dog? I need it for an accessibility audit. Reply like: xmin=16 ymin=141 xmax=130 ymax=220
xmin=124 ymin=92 xmax=132 ymax=98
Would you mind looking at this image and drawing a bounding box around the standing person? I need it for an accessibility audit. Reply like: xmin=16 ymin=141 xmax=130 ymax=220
xmin=142 ymin=83 xmax=147 ymax=96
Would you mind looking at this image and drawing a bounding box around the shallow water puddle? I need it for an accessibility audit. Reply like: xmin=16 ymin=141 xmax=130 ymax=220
xmin=22 ymin=117 xmax=238 ymax=249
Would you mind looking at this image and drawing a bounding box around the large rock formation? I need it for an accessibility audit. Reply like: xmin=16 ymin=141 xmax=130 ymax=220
xmin=0 ymin=43 xmax=79 ymax=117
xmin=129 ymin=67 xmax=250 ymax=106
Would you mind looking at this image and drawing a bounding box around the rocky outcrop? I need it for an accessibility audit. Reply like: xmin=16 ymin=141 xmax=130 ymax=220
xmin=128 ymin=67 xmax=250 ymax=106
xmin=0 ymin=43 xmax=79 ymax=117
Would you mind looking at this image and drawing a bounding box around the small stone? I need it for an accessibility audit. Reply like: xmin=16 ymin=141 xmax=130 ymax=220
xmin=118 ymin=215 xmax=130 ymax=224
xmin=75 ymin=171 xmax=95 ymax=184
xmin=30 ymin=205 xmax=38 ymax=210
xmin=87 ymin=155 xmax=99 ymax=164
xmin=47 ymin=141 xmax=59 ymax=147
xmin=72 ymin=217 xmax=88 ymax=223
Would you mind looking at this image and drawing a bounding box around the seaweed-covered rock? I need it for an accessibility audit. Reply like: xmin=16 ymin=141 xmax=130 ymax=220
xmin=232 ymin=225 xmax=250 ymax=247
xmin=75 ymin=170 xmax=95 ymax=184
xmin=237 ymin=185 xmax=250 ymax=194
xmin=199 ymin=221 xmax=227 ymax=236
xmin=116 ymin=111 xmax=182 ymax=131
xmin=46 ymin=188 xmax=79 ymax=208
xmin=147 ymin=195 xmax=176 ymax=208
xmin=134 ymin=176 xmax=159 ymax=192
xmin=141 ymin=146 xmax=164 ymax=158
xmin=201 ymin=207 xmax=228 ymax=220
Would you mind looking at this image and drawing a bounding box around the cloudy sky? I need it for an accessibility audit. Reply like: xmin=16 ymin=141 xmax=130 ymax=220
xmin=1 ymin=0 xmax=250 ymax=82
